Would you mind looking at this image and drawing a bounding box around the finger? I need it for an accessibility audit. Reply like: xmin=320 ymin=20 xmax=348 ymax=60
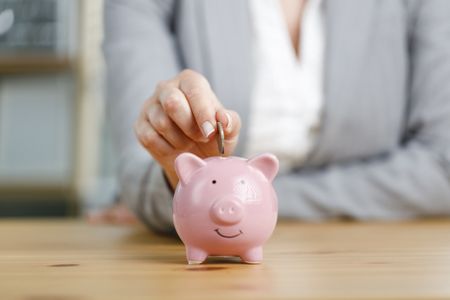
xmin=134 ymin=116 xmax=174 ymax=157
xmin=178 ymin=70 xmax=220 ymax=139
xmin=189 ymin=109 xmax=240 ymax=157
xmin=158 ymin=86 xmax=205 ymax=142
xmin=215 ymin=109 xmax=240 ymax=156
xmin=216 ymin=109 xmax=241 ymax=142
xmin=147 ymin=102 xmax=195 ymax=150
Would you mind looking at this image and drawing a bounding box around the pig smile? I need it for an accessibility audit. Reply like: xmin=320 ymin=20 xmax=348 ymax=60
xmin=214 ymin=229 xmax=243 ymax=239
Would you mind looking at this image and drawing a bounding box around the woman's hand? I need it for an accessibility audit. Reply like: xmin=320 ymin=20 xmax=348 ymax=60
xmin=134 ymin=69 xmax=241 ymax=189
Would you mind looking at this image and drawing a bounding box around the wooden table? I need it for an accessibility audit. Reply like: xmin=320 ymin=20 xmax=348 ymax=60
xmin=1 ymin=219 xmax=450 ymax=300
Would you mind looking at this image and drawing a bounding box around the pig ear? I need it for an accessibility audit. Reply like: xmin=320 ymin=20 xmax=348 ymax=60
xmin=247 ymin=153 xmax=279 ymax=182
xmin=174 ymin=153 xmax=206 ymax=186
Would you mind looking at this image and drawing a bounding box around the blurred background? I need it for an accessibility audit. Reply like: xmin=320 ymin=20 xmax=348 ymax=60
xmin=0 ymin=0 xmax=113 ymax=217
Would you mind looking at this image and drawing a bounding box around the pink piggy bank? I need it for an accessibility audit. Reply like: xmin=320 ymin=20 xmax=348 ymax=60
xmin=173 ymin=152 xmax=279 ymax=264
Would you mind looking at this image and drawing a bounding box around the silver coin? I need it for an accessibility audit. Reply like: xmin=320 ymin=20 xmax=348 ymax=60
xmin=216 ymin=121 xmax=225 ymax=155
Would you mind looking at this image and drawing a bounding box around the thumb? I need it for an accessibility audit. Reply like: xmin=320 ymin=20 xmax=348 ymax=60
xmin=216 ymin=109 xmax=241 ymax=154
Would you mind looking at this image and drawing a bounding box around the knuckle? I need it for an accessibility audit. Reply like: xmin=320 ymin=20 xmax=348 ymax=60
xmin=194 ymin=74 xmax=209 ymax=87
xmin=140 ymin=130 xmax=158 ymax=149
xmin=162 ymin=95 xmax=179 ymax=115
xmin=179 ymin=69 xmax=196 ymax=78
xmin=180 ymin=69 xmax=209 ymax=87
xmin=196 ymin=76 xmax=210 ymax=89
xmin=184 ymin=86 xmax=204 ymax=102
xmin=152 ymin=115 xmax=170 ymax=133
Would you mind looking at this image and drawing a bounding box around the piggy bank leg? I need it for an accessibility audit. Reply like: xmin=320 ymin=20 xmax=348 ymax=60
xmin=240 ymin=247 xmax=263 ymax=264
xmin=186 ymin=247 xmax=208 ymax=264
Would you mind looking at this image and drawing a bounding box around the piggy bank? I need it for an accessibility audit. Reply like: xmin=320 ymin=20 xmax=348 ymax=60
xmin=173 ymin=152 xmax=279 ymax=264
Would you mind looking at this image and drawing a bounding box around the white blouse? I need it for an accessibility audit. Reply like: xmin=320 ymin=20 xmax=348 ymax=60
xmin=245 ymin=0 xmax=325 ymax=173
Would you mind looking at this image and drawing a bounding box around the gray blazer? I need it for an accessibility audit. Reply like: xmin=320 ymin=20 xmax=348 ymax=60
xmin=103 ymin=0 xmax=450 ymax=232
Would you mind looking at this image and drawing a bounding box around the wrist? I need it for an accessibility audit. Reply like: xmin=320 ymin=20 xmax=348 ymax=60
xmin=162 ymin=167 xmax=178 ymax=191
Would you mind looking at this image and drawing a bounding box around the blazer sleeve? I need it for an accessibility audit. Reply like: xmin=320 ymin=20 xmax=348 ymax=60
xmin=277 ymin=0 xmax=450 ymax=220
xmin=103 ymin=0 xmax=179 ymax=232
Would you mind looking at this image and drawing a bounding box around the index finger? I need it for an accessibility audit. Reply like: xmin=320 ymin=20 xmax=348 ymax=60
xmin=178 ymin=70 xmax=221 ymax=139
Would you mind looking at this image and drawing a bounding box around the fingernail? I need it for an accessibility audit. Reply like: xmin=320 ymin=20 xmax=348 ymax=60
xmin=225 ymin=112 xmax=232 ymax=131
xmin=201 ymin=121 xmax=215 ymax=138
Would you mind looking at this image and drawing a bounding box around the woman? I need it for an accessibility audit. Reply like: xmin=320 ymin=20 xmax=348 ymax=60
xmin=103 ymin=0 xmax=450 ymax=232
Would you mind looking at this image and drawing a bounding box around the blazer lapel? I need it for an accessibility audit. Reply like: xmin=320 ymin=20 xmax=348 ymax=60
xmin=307 ymin=0 xmax=377 ymax=165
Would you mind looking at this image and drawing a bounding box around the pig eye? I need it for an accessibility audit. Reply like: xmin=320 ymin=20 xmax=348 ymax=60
xmin=240 ymin=180 xmax=245 ymax=184
xmin=212 ymin=180 xmax=217 ymax=184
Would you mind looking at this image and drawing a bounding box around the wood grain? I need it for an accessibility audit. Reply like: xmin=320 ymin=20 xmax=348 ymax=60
xmin=1 ymin=219 xmax=450 ymax=299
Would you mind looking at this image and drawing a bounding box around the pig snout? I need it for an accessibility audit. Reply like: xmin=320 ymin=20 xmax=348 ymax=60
xmin=210 ymin=196 xmax=244 ymax=225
